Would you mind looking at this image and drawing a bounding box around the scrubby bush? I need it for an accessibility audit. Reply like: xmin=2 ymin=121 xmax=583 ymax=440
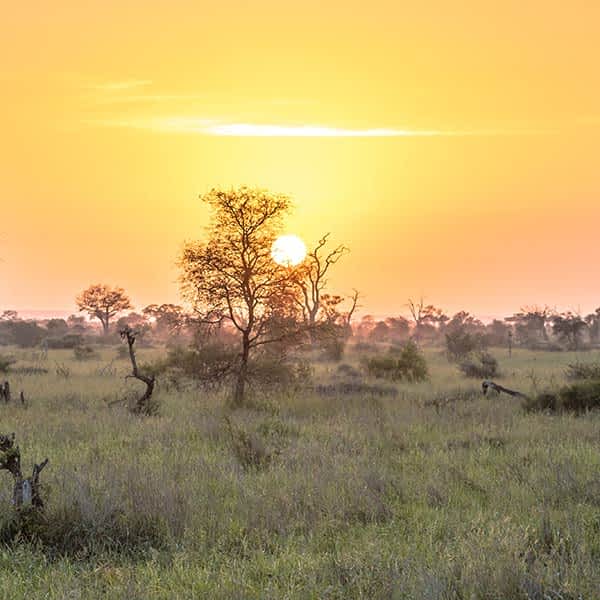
xmin=565 ymin=360 xmax=600 ymax=380
xmin=363 ymin=341 xmax=428 ymax=382
xmin=73 ymin=345 xmax=99 ymax=361
xmin=46 ymin=333 xmax=84 ymax=349
xmin=459 ymin=351 xmax=498 ymax=378
xmin=0 ymin=354 xmax=15 ymax=373
xmin=524 ymin=380 xmax=600 ymax=414
xmin=248 ymin=356 xmax=314 ymax=391
xmin=445 ymin=330 xmax=486 ymax=361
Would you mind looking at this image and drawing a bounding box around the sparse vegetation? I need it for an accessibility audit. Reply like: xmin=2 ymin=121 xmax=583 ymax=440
xmin=459 ymin=350 xmax=499 ymax=378
xmin=0 ymin=342 xmax=596 ymax=597
xmin=363 ymin=340 xmax=428 ymax=382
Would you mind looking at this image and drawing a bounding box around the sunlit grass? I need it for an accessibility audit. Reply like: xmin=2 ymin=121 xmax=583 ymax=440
xmin=0 ymin=345 xmax=598 ymax=598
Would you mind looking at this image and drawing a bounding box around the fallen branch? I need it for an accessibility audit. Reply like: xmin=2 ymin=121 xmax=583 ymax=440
xmin=482 ymin=380 xmax=528 ymax=398
xmin=120 ymin=326 xmax=156 ymax=415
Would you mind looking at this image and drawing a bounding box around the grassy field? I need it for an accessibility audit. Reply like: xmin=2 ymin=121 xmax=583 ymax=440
xmin=0 ymin=345 xmax=599 ymax=598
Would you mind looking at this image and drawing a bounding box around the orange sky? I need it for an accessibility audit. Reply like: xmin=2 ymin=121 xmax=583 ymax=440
xmin=1 ymin=1 xmax=600 ymax=319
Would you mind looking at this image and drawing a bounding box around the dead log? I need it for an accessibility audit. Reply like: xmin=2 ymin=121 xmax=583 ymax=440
xmin=120 ymin=326 xmax=156 ymax=415
xmin=0 ymin=433 xmax=48 ymax=509
xmin=482 ymin=380 xmax=528 ymax=398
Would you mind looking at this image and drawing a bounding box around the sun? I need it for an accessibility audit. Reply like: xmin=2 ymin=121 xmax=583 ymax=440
xmin=271 ymin=234 xmax=307 ymax=267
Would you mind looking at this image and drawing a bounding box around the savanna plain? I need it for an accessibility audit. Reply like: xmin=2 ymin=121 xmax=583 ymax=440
xmin=1 ymin=344 xmax=598 ymax=599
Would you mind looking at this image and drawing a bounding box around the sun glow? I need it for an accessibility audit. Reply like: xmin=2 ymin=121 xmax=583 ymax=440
xmin=271 ymin=235 xmax=307 ymax=267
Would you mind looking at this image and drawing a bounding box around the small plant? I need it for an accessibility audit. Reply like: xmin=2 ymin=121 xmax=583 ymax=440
xmin=459 ymin=351 xmax=498 ymax=378
xmin=55 ymin=362 xmax=71 ymax=379
xmin=73 ymin=345 xmax=99 ymax=361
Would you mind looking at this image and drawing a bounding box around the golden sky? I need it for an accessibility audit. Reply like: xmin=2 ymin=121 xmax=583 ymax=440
xmin=2 ymin=1 xmax=600 ymax=318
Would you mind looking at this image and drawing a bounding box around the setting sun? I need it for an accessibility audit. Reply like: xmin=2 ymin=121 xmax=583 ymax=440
xmin=271 ymin=234 xmax=307 ymax=267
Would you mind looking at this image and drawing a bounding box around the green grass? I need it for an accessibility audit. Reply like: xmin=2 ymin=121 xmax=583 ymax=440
xmin=0 ymin=345 xmax=599 ymax=598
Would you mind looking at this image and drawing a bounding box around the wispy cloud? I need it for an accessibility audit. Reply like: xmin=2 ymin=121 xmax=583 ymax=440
xmin=87 ymin=79 xmax=153 ymax=92
xmin=90 ymin=116 xmax=558 ymax=137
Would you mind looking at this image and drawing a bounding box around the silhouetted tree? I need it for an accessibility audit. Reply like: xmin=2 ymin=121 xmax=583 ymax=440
xmin=297 ymin=233 xmax=348 ymax=342
xmin=585 ymin=308 xmax=600 ymax=345
xmin=76 ymin=284 xmax=132 ymax=335
xmin=551 ymin=312 xmax=588 ymax=350
xmin=407 ymin=297 xmax=448 ymax=342
xmin=507 ymin=305 xmax=554 ymax=347
xmin=179 ymin=186 xmax=301 ymax=406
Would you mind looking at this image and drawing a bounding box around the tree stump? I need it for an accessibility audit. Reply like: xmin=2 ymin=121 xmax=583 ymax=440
xmin=0 ymin=433 xmax=48 ymax=509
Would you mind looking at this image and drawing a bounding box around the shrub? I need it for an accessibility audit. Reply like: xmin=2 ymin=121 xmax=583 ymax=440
xmin=565 ymin=361 xmax=600 ymax=380
xmin=363 ymin=341 xmax=428 ymax=382
xmin=445 ymin=330 xmax=485 ymax=361
xmin=73 ymin=345 xmax=99 ymax=361
xmin=163 ymin=344 xmax=235 ymax=384
xmin=459 ymin=351 xmax=498 ymax=378
xmin=46 ymin=334 xmax=84 ymax=349
xmin=0 ymin=355 xmax=15 ymax=373
xmin=248 ymin=356 xmax=313 ymax=391
xmin=523 ymin=380 xmax=600 ymax=414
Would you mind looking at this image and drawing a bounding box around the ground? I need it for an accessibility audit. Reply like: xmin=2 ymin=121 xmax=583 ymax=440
xmin=0 ymin=345 xmax=598 ymax=599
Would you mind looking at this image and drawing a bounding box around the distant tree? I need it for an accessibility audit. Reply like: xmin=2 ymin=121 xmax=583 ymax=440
xmin=45 ymin=318 xmax=69 ymax=336
xmin=67 ymin=314 xmax=88 ymax=334
xmin=116 ymin=312 xmax=150 ymax=337
xmin=551 ymin=312 xmax=588 ymax=350
xmin=179 ymin=186 xmax=301 ymax=406
xmin=486 ymin=319 xmax=511 ymax=347
xmin=407 ymin=297 xmax=448 ymax=342
xmin=76 ymin=284 xmax=132 ymax=335
xmin=507 ymin=305 xmax=554 ymax=347
xmin=0 ymin=310 xmax=18 ymax=322
xmin=385 ymin=316 xmax=410 ymax=343
xmin=10 ymin=321 xmax=45 ymax=348
xmin=369 ymin=321 xmax=390 ymax=343
xmin=585 ymin=308 xmax=600 ymax=345
xmin=143 ymin=303 xmax=187 ymax=337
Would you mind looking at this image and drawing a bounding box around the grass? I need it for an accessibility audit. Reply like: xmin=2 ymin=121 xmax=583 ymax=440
xmin=0 ymin=345 xmax=599 ymax=598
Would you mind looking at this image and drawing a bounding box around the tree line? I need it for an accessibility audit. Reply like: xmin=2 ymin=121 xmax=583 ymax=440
xmin=2 ymin=186 xmax=599 ymax=405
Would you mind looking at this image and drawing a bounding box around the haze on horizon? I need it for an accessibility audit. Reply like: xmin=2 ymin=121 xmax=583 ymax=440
xmin=2 ymin=1 xmax=600 ymax=319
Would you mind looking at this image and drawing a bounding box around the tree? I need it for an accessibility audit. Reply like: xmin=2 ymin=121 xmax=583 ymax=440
xmin=297 ymin=233 xmax=348 ymax=342
xmin=143 ymin=303 xmax=187 ymax=337
xmin=585 ymin=308 xmax=600 ymax=345
xmin=179 ymin=186 xmax=301 ymax=406
xmin=407 ymin=297 xmax=448 ymax=342
xmin=551 ymin=312 xmax=588 ymax=350
xmin=76 ymin=284 xmax=132 ymax=335
xmin=507 ymin=305 xmax=554 ymax=347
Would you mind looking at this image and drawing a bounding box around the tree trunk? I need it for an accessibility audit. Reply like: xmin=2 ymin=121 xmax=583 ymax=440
xmin=233 ymin=336 xmax=250 ymax=407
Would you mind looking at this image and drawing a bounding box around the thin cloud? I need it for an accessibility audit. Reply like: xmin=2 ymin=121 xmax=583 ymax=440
xmin=89 ymin=116 xmax=558 ymax=137
xmin=87 ymin=80 xmax=153 ymax=91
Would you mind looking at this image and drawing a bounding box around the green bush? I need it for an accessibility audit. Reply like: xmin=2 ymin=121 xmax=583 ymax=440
xmin=459 ymin=351 xmax=498 ymax=378
xmin=524 ymin=380 xmax=600 ymax=414
xmin=364 ymin=341 xmax=428 ymax=382
xmin=565 ymin=360 xmax=600 ymax=380
xmin=0 ymin=354 xmax=15 ymax=373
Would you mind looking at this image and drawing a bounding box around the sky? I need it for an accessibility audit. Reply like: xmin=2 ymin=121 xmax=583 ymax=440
xmin=1 ymin=1 xmax=600 ymax=319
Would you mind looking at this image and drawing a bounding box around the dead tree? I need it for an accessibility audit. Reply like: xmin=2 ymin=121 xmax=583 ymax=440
xmin=0 ymin=381 xmax=10 ymax=403
xmin=120 ymin=326 xmax=156 ymax=415
xmin=482 ymin=380 xmax=528 ymax=398
xmin=0 ymin=433 xmax=48 ymax=509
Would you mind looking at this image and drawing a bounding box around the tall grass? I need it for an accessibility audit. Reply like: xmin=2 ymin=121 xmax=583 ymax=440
xmin=0 ymin=346 xmax=598 ymax=598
